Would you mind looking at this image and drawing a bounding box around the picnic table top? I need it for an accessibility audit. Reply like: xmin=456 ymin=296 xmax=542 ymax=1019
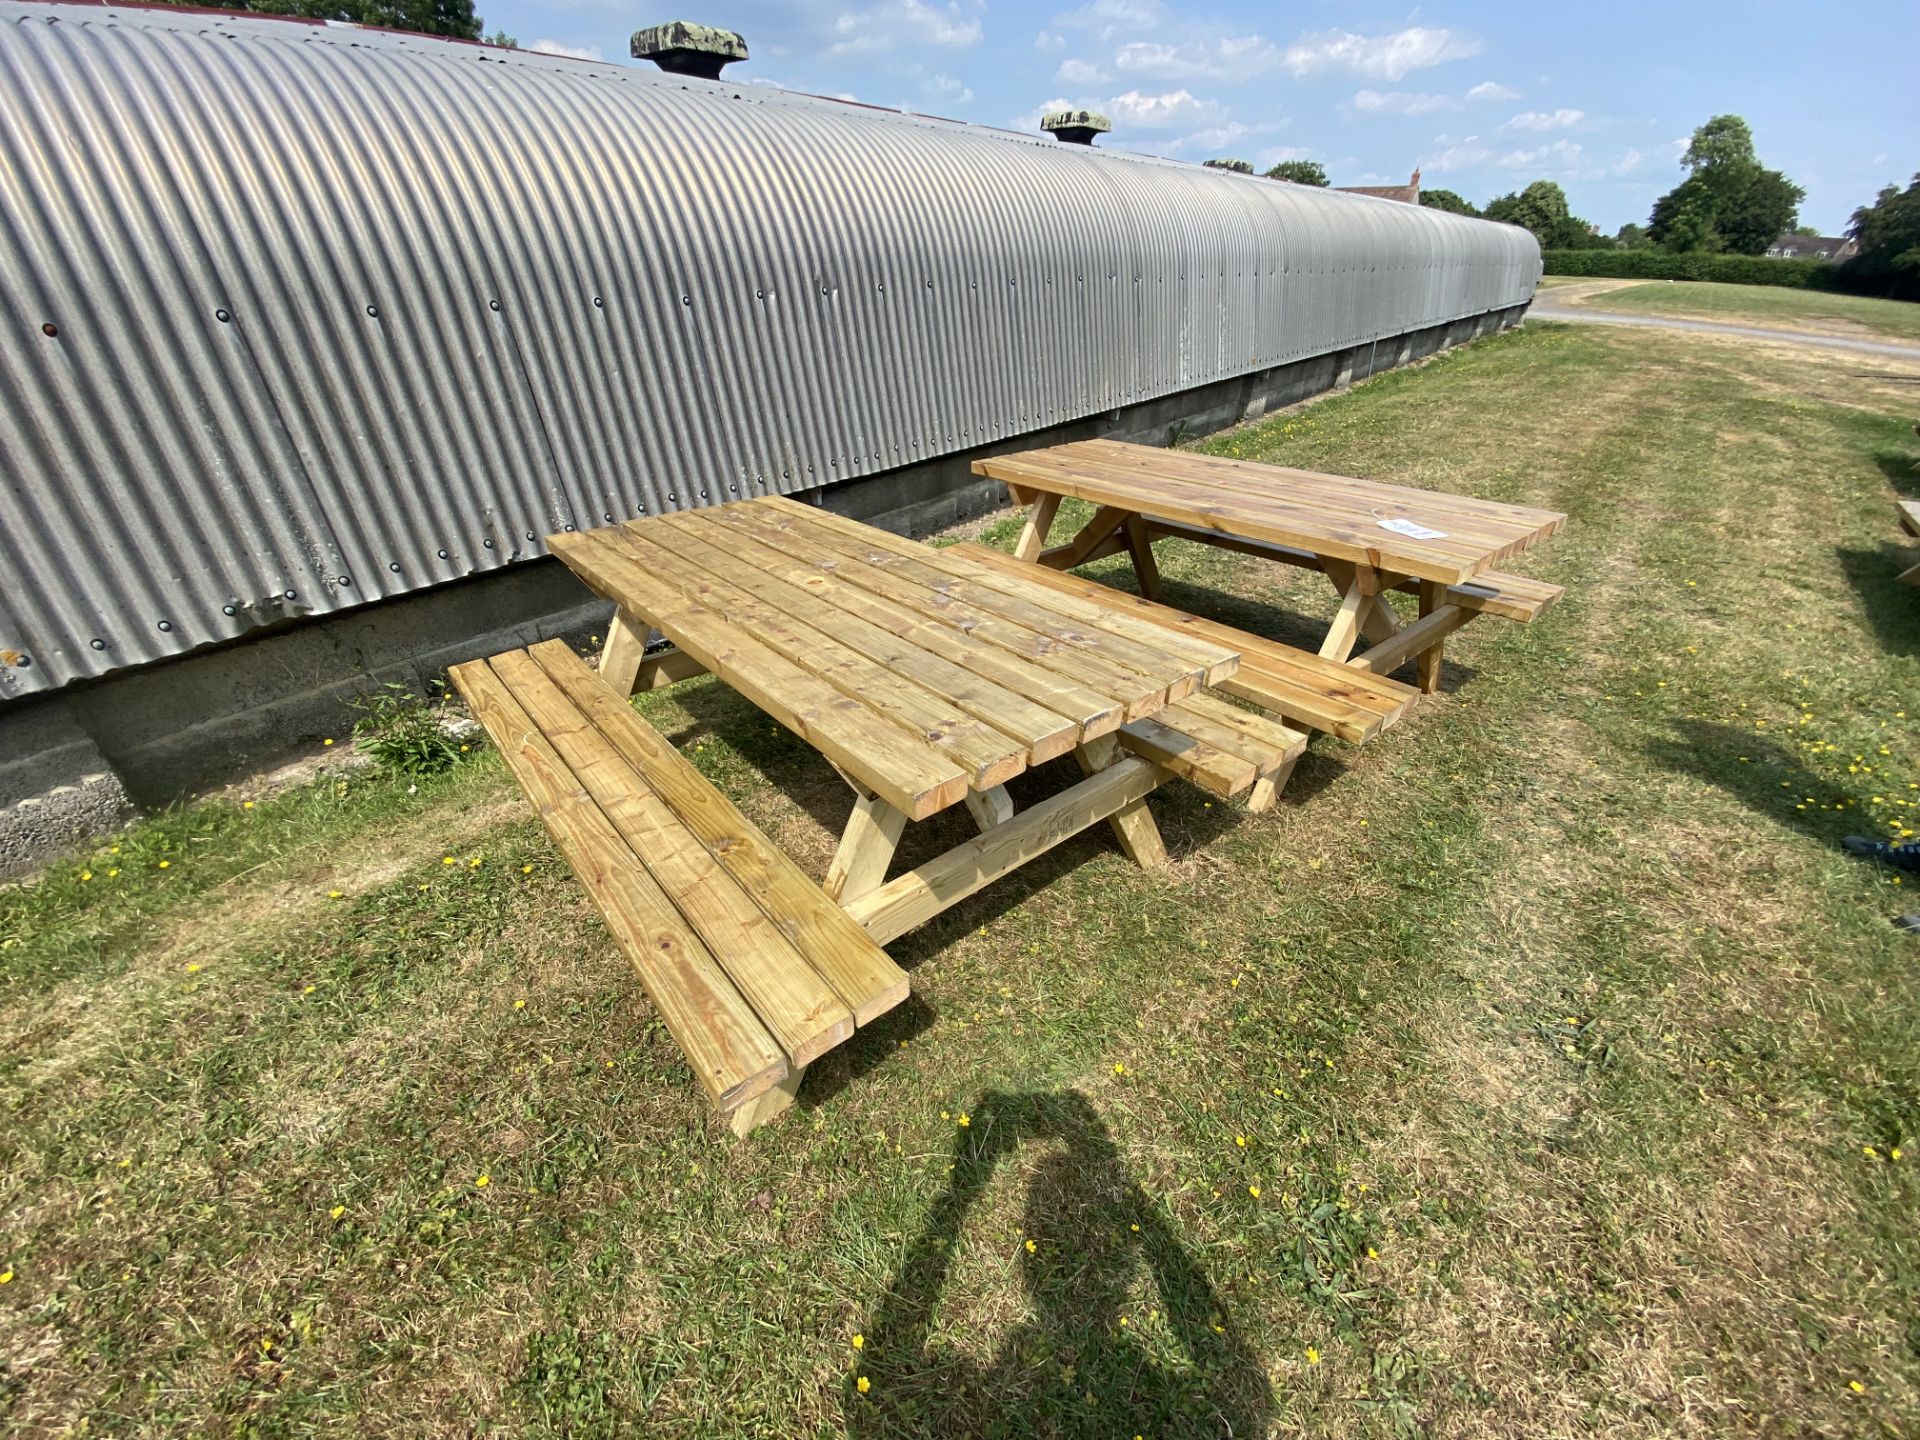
xmin=976 ymin=438 xmax=1567 ymax=586
xmin=547 ymin=495 xmax=1240 ymax=821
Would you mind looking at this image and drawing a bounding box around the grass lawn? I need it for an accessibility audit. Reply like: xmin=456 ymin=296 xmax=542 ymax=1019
xmin=4 ymin=322 xmax=1919 ymax=1439
xmin=1560 ymin=278 xmax=1920 ymax=344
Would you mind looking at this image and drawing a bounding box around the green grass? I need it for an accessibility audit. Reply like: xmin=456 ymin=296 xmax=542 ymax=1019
xmin=1563 ymin=278 xmax=1920 ymax=344
xmin=3 ymin=322 xmax=1919 ymax=1437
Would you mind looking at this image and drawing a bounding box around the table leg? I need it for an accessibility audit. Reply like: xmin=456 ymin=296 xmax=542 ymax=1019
xmin=1014 ymin=491 xmax=1062 ymax=563
xmin=824 ymin=778 xmax=908 ymax=903
xmin=963 ymin=784 xmax=1015 ymax=831
xmin=1415 ymin=580 xmax=1448 ymax=693
xmin=1121 ymin=515 xmax=1163 ymax=601
xmin=598 ymin=608 xmax=650 ymax=695
xmin=727 ymin=1063 xmax=807 ymax=1137
xmin=1317 ymin=574 xmax=1371 ymax=662
xmin=1075 ymin=736 xmax=1168 ymax=868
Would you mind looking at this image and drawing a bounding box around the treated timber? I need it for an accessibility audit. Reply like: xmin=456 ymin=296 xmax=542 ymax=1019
xmin=449 ymin=656 xmax=787 ymax=1111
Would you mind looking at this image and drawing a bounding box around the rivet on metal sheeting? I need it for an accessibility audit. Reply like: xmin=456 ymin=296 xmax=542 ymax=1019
xmin=603 ymin=513 xmax=612 ymax=522
xmin=524 ymin=532 xmax=534 ymax=541
xmin=667 ymin=492 xmax=676 ymax=501
xmin=223 ymin=604 xmax=237 ymax=615
xmin=489 ymin=300 xmax=501 ymax=312
xmin=41 ymin=322 xmax=57 ymax=338
xmin=157 ymin=620 xmax=173 ymax=631
xmin=681 ymin=296 xmax=691 ymax=305
xmin=699 ymin=489 xmax=708 ymax=498
xmin=285 ymin=590 xmax=296 ymax=600
xmin=438 ymin=550 xmax=449 ymax=559
xmin=366 ymin=305 xmax=379 ymax=318
xmin=389 ymin=562 xmax=401 ymax=572
xmin=338 ymin=576 xmax=351 ymax=587
xmin=90 ymin=638 xmax=106 ymax=651
xmin=215 ymin=309 xmax=231 ymax=323
xmin=482 ymin=539 xmax=494 ymax=549
xmin=593 ymin=296 xmax=603 ymax=308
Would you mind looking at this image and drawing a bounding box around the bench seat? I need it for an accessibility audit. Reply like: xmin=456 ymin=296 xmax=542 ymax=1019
xmin=1117 ymin=692 xmax=1307 ymax=812
xmin=954 ymin=542 xmax=1416 ymax=744
xmin=450 ymin=638 xmax=908 ymax=1134
xmin=1135 ymin=517 xmax=1564 ymax=623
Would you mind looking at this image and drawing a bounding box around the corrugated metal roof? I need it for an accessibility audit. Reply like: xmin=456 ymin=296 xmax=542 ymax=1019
xmin=0 ymin=1 xmax=1541 ymax=698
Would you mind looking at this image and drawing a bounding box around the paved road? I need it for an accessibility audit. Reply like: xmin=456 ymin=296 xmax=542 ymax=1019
xmin=1526 ymin=292 xmax=1920 ymax=362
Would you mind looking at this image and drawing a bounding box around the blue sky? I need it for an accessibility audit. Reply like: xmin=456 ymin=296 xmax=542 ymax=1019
xmin=482 ymin=2 xmax=1917 ymax=235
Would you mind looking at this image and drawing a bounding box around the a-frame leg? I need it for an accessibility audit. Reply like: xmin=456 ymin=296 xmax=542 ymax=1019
xmin=824 ymin=778 xmax=908 ymax=903
xmin=1074 ymin=737 xmax=1168 ymax=868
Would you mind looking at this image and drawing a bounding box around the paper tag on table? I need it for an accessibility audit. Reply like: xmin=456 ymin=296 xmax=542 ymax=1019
xmin=1376 ymin=516 xmax=1448 ymax=541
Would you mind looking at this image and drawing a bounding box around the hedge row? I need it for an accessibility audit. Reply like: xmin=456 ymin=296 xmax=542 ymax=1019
xmin=1541 ymin=249 xmax=1850 ymax=290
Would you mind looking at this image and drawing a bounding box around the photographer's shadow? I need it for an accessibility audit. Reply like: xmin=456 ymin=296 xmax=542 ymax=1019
xmin=847 ymin=1090 xmax=1273 ymax=1438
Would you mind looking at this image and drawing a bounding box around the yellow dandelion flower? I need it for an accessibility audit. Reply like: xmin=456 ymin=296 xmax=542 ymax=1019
xmin=302 ymin=984 xmax=316 ymax=995
xmin=957 ymin=1112 xmax=970 ymax=1127
xmin=1113 ymin=1062 xmax=1126 ymax=1075
xmin=80 ymin=871 xmax=92 ymax=882
xmin=1024 ymin=1239 xmax=1036 ymax=1254
xmin=1849 ymin=1380 xmax=1864 ymax=1394
xmin=329 ymin=1205 xmax=345 ymax=1220
xmin=1118 ymin=1316 xmax=1128 ymax=1327
xmin=1367 ymin=1247 xmax=1378 ymax=1259
xmin=513 ymin=999 xmax=526 ymax=1010
xmin=856 ymin=1376 xmax=870 ymax=1395
xmin=443 ymin=856 xmax=456 ymax=865
xmin=0 ymin=1269 xmax=12 ymax=1285
xmin=1892 ymin=1147 xmax=1903 ymax=1161
xmin=108 ymin=869 xmax=119 ymax=878
xmin=243 ymin=800 xmax=255 ymax=810
xmin=1305 ymin=1346 xmax=1320 ymax=1365
xmin=323 ymin=737 xmax=334 ymax=746
xmin=1235 ymin=1135 xmax=1247 ymax=1148
xmin=1129 ymin=1223 xmax=1139 ymax=1232
xmin=851 ymin=1334 xmax=864 ymax=1350
xmin=185 ymin=962 xmax=200 ymax=973
xmin=157 ymin=860 xmax=170 ymax=869
xmin=521 ymin=864 xmax=533 ymax=874
xmin=328 ymin=890 xmax=344 ymax=899
xmin=1248 ymin=1184 xmax=1261 ymax=1198
xmin=475 ymin=1174 xmax=490 ymax=1187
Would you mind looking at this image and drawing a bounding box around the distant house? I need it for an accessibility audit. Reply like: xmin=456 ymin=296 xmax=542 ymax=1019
xmin=1336 ymin=168 xmax=1421 ymax=205
xmin=1765 ymin=233 xmax=1857 ymax=262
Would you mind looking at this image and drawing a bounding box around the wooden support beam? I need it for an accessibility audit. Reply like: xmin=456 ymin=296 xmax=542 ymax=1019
xmin=1347 ymin=603 xmax=1470 ymax=676
xmin=598 ymin=609 xmax=650 ymax=696
xmin=1075 ymin=736 xmax=1168 ymax=869
xmin=726 ymin=1063 xmax=807 ymax=1137
xmin=824 ymin=781 xmax=908 ymax=904
xmin=844 ymin=756 xmax=1167 ymax=945
xmin=963 ymin=784 xmax=1015 ymax=831
xmin=1037 ymin=505 xmax=1133 ymax=571
xmin=635 ymin=647 xmax=707 ymax=692
xmin=1247 ymin=755 xmax=1299 ymax=814
xmin=1013 ymin=491 xmax=1062 ymax=563
xmin=1317 ymin=576 xmax=1370 ymax=663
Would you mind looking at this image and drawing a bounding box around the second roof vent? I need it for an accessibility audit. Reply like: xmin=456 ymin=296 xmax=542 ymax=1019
xmin=631 ymin=21 xmax=748 ymax=79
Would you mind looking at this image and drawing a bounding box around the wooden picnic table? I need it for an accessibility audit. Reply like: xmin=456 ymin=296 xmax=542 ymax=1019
xmin=547 ymin=495 xmax=1246 ymax=945
xmin=975 ymin=439 xmax=1567 ymax=691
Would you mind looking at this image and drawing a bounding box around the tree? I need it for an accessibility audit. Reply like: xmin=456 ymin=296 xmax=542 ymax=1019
xmin=1265 ymin=159 xmax=1327 ymax=186
xmin=1203 ymin=158 xmax=1254 ymax=174
xmin=1484 ymin=180 xmax=1569 ymax=237
xmin=1614 ymin=222 xmax=1650 ymax=249
xmin=1844 ymin=174 xmax=1920 ymax=299
xmin=187 ymin=0 xmax=483 ymax=40
xmin=1648 ymin=115 xmax=1803 ymax=255
xmin=484 ymin=28 xmax=516 ymax=46
xmin=1418 ymin=188 xmax=1479 ymax=217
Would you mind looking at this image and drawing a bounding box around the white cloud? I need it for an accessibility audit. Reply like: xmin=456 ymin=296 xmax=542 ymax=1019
xmin=922 ymin=73 xmax=973 ymax=106
xmin=1256 ymin=144 xmax=1312 ymax=169
xmin=1350 ymin=89 xmax=1460 ymax=117
xmin=1112 ymin=35 xmax=1280 ymax=83
xmin=829 ymin=0 xmax=983 ymax=56
xmin=1424 ymin=140 xmax=1491 ymax=174
xmin=1281 ymin=27 xmax=1480 ymax=83
xmin=529 ymin=38 xmax=600 ymax=61
xmin=1047 ymin=0 xmax=1163 ymax=41
xmin=1466 ymin=80 xmax=1520 ymax=102
xmin=1103 ymin=88 xmax=1226 ymax=130
xmin=1503 ymin=108 xmax=1585 ymax=132
xmin=1056 ymin=57 xmax=1110 ymax=86
xmin=1613 ymin=147 xmax=1644 ymax=175
xmin=1496 ymin=138 xmax=1586 ymax=170
xmin=1164 ymin=118 xmax=1281 ymax=155
xmin=1035 ymin=30 xmax=1066 ymax=52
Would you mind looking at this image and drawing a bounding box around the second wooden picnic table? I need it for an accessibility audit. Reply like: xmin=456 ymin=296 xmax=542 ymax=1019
xmin=976 ymin=439 xmax=1567 ymax=691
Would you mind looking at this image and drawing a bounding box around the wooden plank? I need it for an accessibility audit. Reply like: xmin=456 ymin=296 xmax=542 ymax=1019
xmin=1122 ymin=514 xmax=1163 ymax=601
xmin=654 ymin=512 xmax=1080 ymax=764
xmin=1317 ymin=578 xmax=1368 ymax=662
xmin=715 ymin=505 xmax=1185 ymax=721
xmin=494 ymin=650 xmax=853 ymax=1069
xmin=1037 ymin=504 xmax=1133 ymax=571
xmin=953 ymin=541 xmax=1416 ymax=742
xmin=1246 ymin=756 xmax=1299 ymax=814
xmin=599 ymin=609 xmax=649 ymax=695
xmin=1013 ymin=490 xmax=1061 ymax=563
xmin=703 ymin=502 xmax=1126 ymax=741
xmin=843 ymin=755 xmax=1169 ymax=945
xmin=1415 ymin=581 xmax=1447 ymax=694
xmin=963 ymin=784 xmax=1015 ymax=831
xmin=530 ymin=641 xmax=908 ymax=1026
xmin=1115 ymin=714 xmax=1258 ymax=797
xmin=549 ymin=530 xmax=968 ymax=821
xmin=449 ymin=656 xmax=786 ymax=1111
xmin=610 ymin=525 xmax=1029 ymax=792
xmin=727 ymin=1064 xmax=807 ymax=1137
xmin=760 ymin=496 xmax=1239 ymax=687
xmin=1158 ymin=693 xmax=1307 ymax=772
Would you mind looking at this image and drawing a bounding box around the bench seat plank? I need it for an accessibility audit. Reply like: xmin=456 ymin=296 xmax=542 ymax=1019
xmin=527 ymin=641 xmax=910 ymax=1026
xmin=1117 ymin=694 xmax=1307 ymax=802
xmin=450 ymin=656 xmax=788 ymax=1112
xmin=492 ymin=650 xmax=856 ymax=1068
xmin=953 ymin=543 xmax=1414 ymax=743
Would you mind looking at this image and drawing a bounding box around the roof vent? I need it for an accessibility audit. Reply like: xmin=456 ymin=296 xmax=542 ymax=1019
xmin=631 ymin=21 xmax=748 ymax=79
xmin=1041 ymin=109 xmax=1110 ymax=146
